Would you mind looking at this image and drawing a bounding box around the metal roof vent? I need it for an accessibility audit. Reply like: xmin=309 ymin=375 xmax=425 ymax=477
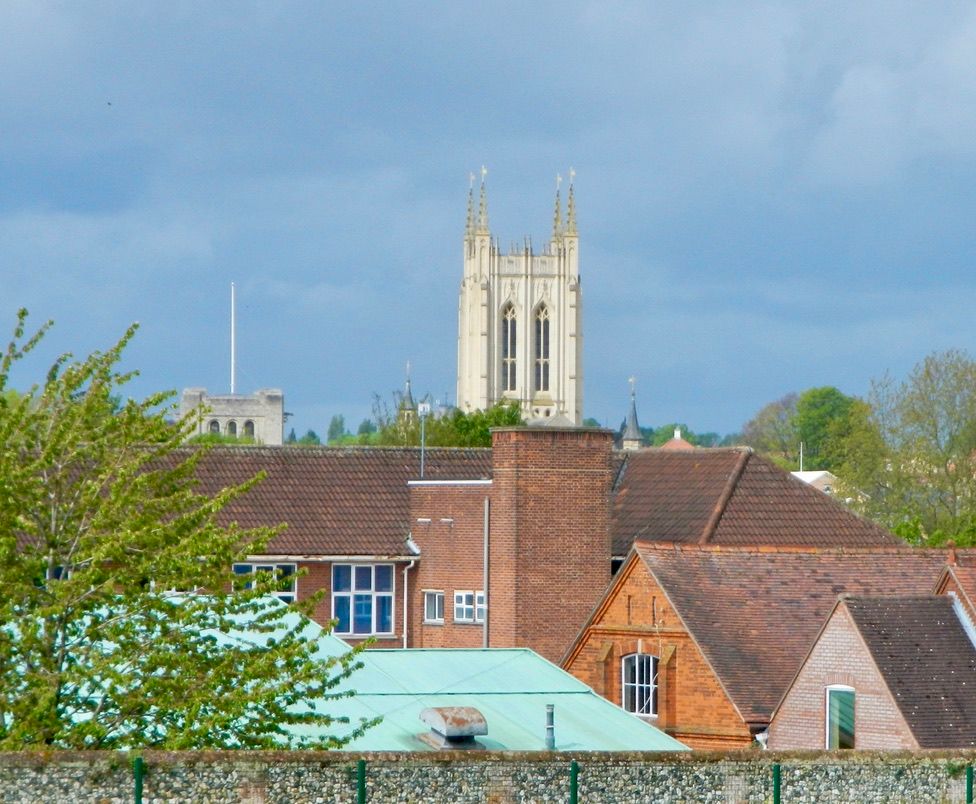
xmin=418 ymin=706 xmax=488 ymax=750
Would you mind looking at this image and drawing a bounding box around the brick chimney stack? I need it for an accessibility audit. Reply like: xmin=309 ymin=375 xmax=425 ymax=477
xmin=489 ymin=426 xmax=614 ymax=662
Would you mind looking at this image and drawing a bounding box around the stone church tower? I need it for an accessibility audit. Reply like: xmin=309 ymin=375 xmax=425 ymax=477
xmin=456 ymin=171 xmax=583 ymax=424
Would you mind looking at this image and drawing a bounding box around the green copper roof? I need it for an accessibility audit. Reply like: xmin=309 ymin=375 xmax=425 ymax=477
xmin=285 ymin=619 xmax=686 ymax=751
xmin=215 ymin=599 xmax=686 ymax=752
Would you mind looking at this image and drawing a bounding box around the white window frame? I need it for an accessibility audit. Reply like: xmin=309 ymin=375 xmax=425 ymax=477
xmin=423 ymin=590 xmax=445 ymax=624
xmin=825 ymin=685 xmax=855 ymax=749
xmin=232 ymin=562 xmax=297 ymax=603
xmin=453 ymin=590 xmax=486 ymax=623
xmin=331 ymin=563 xmax=395 ymax=636
xmin=621 ymin=652 xmax=658 ymax=717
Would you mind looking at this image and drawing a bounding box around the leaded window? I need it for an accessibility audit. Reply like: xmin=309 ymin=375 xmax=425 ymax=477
xmin=534 ymin=305 xmax=550 ymax=392
xmin=501 ymin=304 xmax=517 ymax=392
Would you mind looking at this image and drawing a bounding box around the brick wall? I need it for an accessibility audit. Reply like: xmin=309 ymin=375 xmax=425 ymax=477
xmin=4 ymin=750 xmax=976 ymax=803
xmin=405 ymin=427 xmax=614 ymax=663
xmin=490 ymin=427 xmax=614 ymax=663
xmin=563 ymin=555 xmax=754 ymax=750
xmin=769 ymin=602 xmax=917 ymax=750
xmin=409 ymin=482 xmax=492 ymax=649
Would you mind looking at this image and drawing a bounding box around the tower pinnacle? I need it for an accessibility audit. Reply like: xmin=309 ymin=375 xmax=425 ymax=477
xmin=552 ymin=173 xmax=563 ymax=240
xmin=477 ymin=165 xmax=489 ymax=233
xmin=566 ymin=167 xmax=577 ymax=235
xmin=465 ymin=172 xmax=475 ymax=235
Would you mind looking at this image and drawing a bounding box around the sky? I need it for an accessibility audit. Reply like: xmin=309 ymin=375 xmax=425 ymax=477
xmin=3 ymin=2 xmax=976 ymax=437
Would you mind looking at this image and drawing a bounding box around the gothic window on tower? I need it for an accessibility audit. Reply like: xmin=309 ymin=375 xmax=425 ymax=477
xmin=534 ymin=305 xmax=550 ymax=393
xmin=501 ymin=304 xmax=517 ymax=392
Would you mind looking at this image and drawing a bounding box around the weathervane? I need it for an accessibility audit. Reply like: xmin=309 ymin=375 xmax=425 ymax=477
xmin=481 ymin=165 xmax=488 ymax=184
xmin=556 ymin=173 xmax=562 ymax=191
xmin=628 ymin=375 xmax=636 ymax=397
xmin=569 ymin=166 xmax=576 ymax=185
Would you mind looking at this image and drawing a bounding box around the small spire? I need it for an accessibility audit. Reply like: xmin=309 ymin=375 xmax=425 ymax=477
xmin=566 ymin=167 xmax=577 ymax=235
xmin=401 ymin=361 xmax=416 ymax=412
xmin=622 ymin=376 xmax=642 ymax=450
xmin=477 ymin=165 xmax=489 ymax=232
xmin=465 ymin=172 xmax=475 ymax=235
xmin=552 ymin=173 xmax=563 ymax=239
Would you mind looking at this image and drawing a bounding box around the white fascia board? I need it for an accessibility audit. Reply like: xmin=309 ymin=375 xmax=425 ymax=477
xmin=242 ymin=554 xmax=419 ymax=563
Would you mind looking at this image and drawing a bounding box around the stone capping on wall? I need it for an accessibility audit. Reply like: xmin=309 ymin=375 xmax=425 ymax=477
xmin=2 ymin=748 xmax=974 ymax=765
xmin=4 ymin=749 xmax=976 ymax=803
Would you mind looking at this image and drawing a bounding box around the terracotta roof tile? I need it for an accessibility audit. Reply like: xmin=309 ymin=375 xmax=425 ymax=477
xmin=190 ymin=446 xmax=491 ymax=556
xmin=611 ymin=449 xmax=897 ymax=555
xmin=845 ymin=596 xmax=976 ymax=748
xmin=636 ymin=544 xmax=975 ymax=725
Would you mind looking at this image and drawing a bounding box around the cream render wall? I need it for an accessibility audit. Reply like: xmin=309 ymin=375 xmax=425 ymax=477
xmin=768 ymin=603 xmax=918 ymax=750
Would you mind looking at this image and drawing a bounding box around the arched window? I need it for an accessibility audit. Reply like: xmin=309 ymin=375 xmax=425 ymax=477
xmin=621 ymin=653 xmax=658 ymax=716
xmin=208 ymin=420 xmax=220 ymax=434
xmin=227 ymin=420 xmax=237 ymax=437
xmin=501 ymin=304 xmax=517 ymax=392
xmin=243 ymin=420 xmax=255 ymax=438
xmin=534 ymin=305 xmax=550 ymax=392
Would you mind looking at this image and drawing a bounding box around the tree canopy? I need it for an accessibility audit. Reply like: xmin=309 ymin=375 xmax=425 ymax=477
xmin=843 ymin=350 xmax=976 ymax=546
xmin=0 ymin=310 xmax=371 ymax=749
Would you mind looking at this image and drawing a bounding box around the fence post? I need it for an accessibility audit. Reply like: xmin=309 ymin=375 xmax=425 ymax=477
xmin=772 ymin=762 xmax=781 ymax=804
xmin=132 ymin=756 xmax=145 ymax=804
xmin=357 ymin=758 xmax=367 ymax=804
xmin=569 ymin=759 xmax=579 ymax=804
xmin=966 ymin=764 xmax=973 ymax=804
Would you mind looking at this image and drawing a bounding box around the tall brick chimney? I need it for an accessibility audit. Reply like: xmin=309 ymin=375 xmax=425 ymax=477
xmin=488 ymin=426 xmax=614 ymax=662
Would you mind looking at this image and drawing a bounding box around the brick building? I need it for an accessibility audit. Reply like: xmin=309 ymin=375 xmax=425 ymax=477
xmin=193 ymin=437 xmax=902 ymax=668
xmin=562 ymin=545 xmax=973 ymax=750
xmin=769 ymin=594 xmax=976 ymax=749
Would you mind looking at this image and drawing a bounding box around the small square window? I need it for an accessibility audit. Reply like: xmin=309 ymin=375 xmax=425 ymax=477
xmin=453 ymin=590 xmax=485 ymax=623
xmin=424 ymin=591 xmax=445 ymax=623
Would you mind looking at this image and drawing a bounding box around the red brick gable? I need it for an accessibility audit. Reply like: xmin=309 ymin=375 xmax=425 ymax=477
xmin=610 ymin=448 xmax=898 ymax=555
xmin=189 ymin=446 xmax=491 ymax=556
xmin=634 ymin=544 xmax=972 ymax=725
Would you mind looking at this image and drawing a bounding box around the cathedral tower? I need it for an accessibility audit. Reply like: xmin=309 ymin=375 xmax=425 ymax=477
xmin=456 ymin=169 xmax=583 ymax=424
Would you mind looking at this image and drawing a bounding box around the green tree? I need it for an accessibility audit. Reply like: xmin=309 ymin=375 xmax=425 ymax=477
xmin=285 ymin=427 xmax=297 ymax=444
xmin=372 ymin=399 xmax=523 ymax=447
xmin=856 ymin=350 xmax=976 ymax=545
xmin=327 ymin=415 xmax=347 ymax=444
xmin=741 ymin=393 xmax=800 ymax=468
xmin=357 ymin=418 xmax=377 ymax=436
xmin=0 ymin=310 xmax=371 ymax=749
xmin=794 ymin=386 xmax=856 ymax=471
xmin=298 ymin=429 xmax=321 ymax=446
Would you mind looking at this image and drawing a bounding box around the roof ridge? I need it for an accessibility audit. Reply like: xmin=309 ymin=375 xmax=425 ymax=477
xmin=637 ymin=543 xmax=967 ymax=556
xmin=698 ymin=449 xmax=750 ymax=544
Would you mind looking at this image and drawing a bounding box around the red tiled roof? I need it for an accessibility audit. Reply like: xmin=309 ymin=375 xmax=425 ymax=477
xmin=190 ymin=446 xmax=492 ymax=556
xmin=637 ymin=544 xmax=973 ymax=725
xmin=844 ymin=596 xmax=976 ymax=748
xmin=949 ymin=565 xmax=976 ymax=608
xmin=611 ymin=448 xmax=897 ymax=555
